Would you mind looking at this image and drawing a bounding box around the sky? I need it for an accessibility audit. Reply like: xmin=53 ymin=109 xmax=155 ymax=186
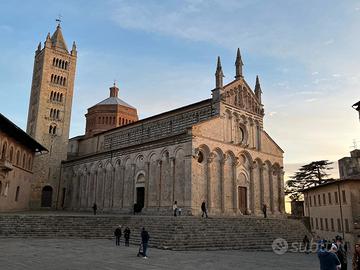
xmin=1 ymin=0 xmax=360 ymax=179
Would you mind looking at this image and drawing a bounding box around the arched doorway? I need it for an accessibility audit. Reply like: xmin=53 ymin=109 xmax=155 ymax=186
xmin=135 ymin=173 xmax=145 ymax=212
xmin=238 ymin=186 xmax=247 ymax=214
xmin=41 ymin=186 xmax=53 ymax=207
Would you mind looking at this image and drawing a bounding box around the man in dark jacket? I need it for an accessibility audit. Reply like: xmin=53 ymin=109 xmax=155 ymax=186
xmin=318 ymin=242 xmax=341 ymax=270
xmin=262 ymin=204 xmax=267 ymax=218
xmin=335 ymin=235 xmax=347 ymax=270
xmin=114 ymin=225 xmax=122 ymax=246
xmin=201 ymin=201 xmax=208 ymax=218
xmin=124 ymin=227 xmax=131 ymax=247
xmin=141 ymin=227 xmax=150 ymax=258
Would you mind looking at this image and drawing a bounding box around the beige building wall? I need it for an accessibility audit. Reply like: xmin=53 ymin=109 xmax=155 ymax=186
xmin=0 ymin=126 xmax=46 ymax=211
xmin=304 ymin=180 xmax=360 ymax=248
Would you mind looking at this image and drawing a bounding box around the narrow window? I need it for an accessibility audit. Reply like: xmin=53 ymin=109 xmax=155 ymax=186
xmin=53 ymin=126 xmax=57 ymax=135
xmin=314 ymin=195 xmax=317 ymax=206
xmin=335 ymin=192 xmax=339 ymax=204
xmin=16 ymin=151 xmax=20 ymax=165
xmin=325 ymin=218 xmax=328 ymax=231
xmin=323 ymin=193 xmax=326 ymax=205
xmin=22 ymin=153 xmax=26 ymax=168
xmin=1 ymin=142 xmax=7 ymax=159
xmin=342 ymin=190 xmax=347 ymax=203
xmin=49 ymin=126 xmax=53 ymax=134
xmin=60 ymin=93 xmax=63 ymax=102
xmin=331 ymin=218 xmax=334 ymax=231
xmin=345 ymin=219 xmax=350 ymax=233
xmin=337 ymin=218 xmax=341 ymax=232
xmin=328 ymin=192 xmax=332 ymax=204
xmin=320 ymin=218 xmax=323 ymax=230
xmin=318 ymin=194 xmax=321 ymax=206
xmin=63 ymin=78 xmax=66 ymax=86
xmin=15 ymin=186 xmax=20 ymax=202
xmin=9 ymin=146 xmax=13 ymax=162
xmin=316 ymin=218 xmax=319 ymax=229
xmin=309 ymin=196 xmax=312 ymax=207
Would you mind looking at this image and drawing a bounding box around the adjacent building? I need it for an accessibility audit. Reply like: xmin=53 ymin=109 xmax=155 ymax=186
xmin=0 ymin=113 xmax=47 ymax=211
xmin=303 ymin=179 xmax=359 ymax=247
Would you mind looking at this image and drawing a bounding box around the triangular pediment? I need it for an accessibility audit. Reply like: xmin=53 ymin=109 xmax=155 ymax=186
xmin=220 ymin=78 xmax=263 ymax=116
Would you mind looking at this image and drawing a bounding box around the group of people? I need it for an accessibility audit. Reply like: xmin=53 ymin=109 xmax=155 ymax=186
xmin=317 ymin=235 xmax=348 ymax=270
xmin=113 ymin=225 xmax=150 ymax=259
xmin=114 ymin=225 xmax=131 ymax=246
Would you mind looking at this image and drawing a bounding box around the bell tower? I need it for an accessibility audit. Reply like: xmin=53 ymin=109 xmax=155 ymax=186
xmin=26 ymin=23 xmax=77 ymax=208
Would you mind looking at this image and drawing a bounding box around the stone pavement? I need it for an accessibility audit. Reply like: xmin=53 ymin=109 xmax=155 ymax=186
xmin=0 ymin=239 xmax=322 ymax=270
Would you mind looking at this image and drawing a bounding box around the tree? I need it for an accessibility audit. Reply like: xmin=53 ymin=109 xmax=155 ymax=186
xmin=285 ymin=160 xmax=335 ymax=201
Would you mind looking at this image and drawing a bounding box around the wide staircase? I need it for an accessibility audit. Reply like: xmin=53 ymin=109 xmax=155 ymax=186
xmin=0 ymin=214 xmax=310 ymax=251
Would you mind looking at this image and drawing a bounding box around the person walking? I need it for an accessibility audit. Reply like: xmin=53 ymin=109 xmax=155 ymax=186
xmin=262 ymin=204 xmax=267 ymax=218
xmin=173 ymin=201 xmax=178 ymax=217
xmin=352 ymin=243 xmax=360 ymax=270
xmin=124 ymin=227 xmax=131 ymax=247
xmin=201 ymin=201 xmax=208 ymax=218
xmin=114 ymin=225 xmax=122 ymax=246
xmin=335 ymin=235 xmax=347 ymax=270
xmin=141 ymin=227 xmax=150 ymax=259
xmin=303 ymin=235 xmax=310 ymax=254
xmin=92 ymin=203 xmax=97 ymax=215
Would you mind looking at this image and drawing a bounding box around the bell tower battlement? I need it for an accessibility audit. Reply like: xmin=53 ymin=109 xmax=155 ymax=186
xmin=26 ymin=23 xmax=77 ymax=208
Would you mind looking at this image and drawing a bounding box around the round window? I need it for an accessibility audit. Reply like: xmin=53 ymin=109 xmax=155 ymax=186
xmin=197 ymin=151 xmax=204 ymax=163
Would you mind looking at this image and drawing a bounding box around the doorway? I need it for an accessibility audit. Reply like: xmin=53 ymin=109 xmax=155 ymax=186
xmin=136 ymin=187 xmax=145 ymax=210
xmin=238 ymin=186 xmax=247 ymax=214
xmin=41 ymin=185 xmax=53 ymax=207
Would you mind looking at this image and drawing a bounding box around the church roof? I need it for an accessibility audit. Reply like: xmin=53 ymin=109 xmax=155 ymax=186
xmin=51 ymin=25 xmax=68 ymax=52
xmin=94 ymin=97 xmax=136 ymax=109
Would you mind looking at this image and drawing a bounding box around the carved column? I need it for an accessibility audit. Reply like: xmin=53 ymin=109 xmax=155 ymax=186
xmin=260 ymin=163 xmax=265 ymax=207
xmin=269 ymin=167 xmax=275 ymax=214
xmin=120 ymin=165 xmax=125 ymax=208
xmin=86 ymin=172 xmax=91 ymax=208
xmin=220 ymin=159 xmax=225 ymax=213
xmin=111 ymin=167 xmax=115 ymax=209
xmin=157 ymin=159 xmax=162 ymax=208
xmin=279 ymin=170 xmax=285 ymax=213
xmin=184 ymin=155 xmax=192 ymax=210
xmin=170 ymin=157 xmax=176 ymax=203
xmin=206 ymin=156 xmax=212 ymax=211
xmin=232 ymin=159 xmax=239 ymax=213
xmin=102 ymin=169 xmax=107 ymax=209
xmin=145 ymin=161 xmax=150 ymax=208
xmin=131 ymin=163 xmax=136 ymax=205
xmin=250 ymin=162 xmax=256 ymax=214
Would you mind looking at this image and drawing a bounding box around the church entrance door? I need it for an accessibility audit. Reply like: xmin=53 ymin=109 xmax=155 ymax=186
xmin=238 ymin=186 xmax=247 ymax=214
xmin=136 ymin=187 xmax=145 ymax=210
xmin=41 ymin=185 xmax=53 ymax=207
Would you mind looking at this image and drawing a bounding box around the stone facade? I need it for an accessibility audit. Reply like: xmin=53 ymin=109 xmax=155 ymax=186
xmin=26 ymin=24 xmax=77 ymax=208
xmin=61 ymin=51 xmax=285 ymax=217
xmin=85 ymin=84 xmax=138 ymax=137
xmin=338 ymin=149 xmax=360 ymax=179
xmin=0 ymin=113 xmax=46 ymax=211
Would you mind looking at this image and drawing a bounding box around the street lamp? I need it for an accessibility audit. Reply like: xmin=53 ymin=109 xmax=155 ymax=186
xmin=352 ymin=101 xmax=360 ymax=120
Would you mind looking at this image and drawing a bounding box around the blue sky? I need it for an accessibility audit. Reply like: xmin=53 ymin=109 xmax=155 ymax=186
xmin=1 ymin=0 xmax=360 ymax=176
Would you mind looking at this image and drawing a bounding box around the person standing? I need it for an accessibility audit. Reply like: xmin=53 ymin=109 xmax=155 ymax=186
xmin=335 ymin=235 xmax=347 ymax=270
xmin=201 ymin=201 xmax=208 ymax=218
xmin=114 ymin=225 xmax=122 ymax=246
xmin=262 ymin=204 xmax=267 ymax=218
xmin=124 ymin=227 xmax=131 ymax=247
xmin=352 ymin=243 xmax=360 ymax=270
xmin=141 ymin=227 xmax=150 ymax=259
xmin=303 ymin=235 xmax=310 ymax=254
xmin=173 ymin=201 xmax=178 ymax=217
xmin=92 ymin=203 xmax=97 ymax=215
xmin=317 ymin=243 xmax=341 ymax=270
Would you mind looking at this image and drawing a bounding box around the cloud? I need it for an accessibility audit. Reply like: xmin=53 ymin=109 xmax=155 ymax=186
xmin=311 ymin=71 xmax=319 ymax=75
xmin=0 ymin=25 xmax=13 ymax=33
xmin=323 ymin=39 xmax=334 ymax=45
xmin=305 ymin=98 xmax=317 ymax=103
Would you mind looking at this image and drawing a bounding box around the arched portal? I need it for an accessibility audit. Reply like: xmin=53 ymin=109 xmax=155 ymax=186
xmin=135 ymin=173 xmax=145 ymax=212
xmin=41 ymin=186 xmax=53 ymax=207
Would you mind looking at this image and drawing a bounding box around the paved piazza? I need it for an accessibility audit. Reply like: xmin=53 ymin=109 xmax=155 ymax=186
xmin=0 ymin=239 xmax=323 ymax=270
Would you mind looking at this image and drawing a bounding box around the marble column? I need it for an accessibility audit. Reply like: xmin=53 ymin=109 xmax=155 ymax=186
xmin=145 ymin=161 xmax=150 ymax=208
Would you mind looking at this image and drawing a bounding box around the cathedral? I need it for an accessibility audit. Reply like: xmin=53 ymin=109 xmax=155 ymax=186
xmin=26 ymin=25 xmax=285 ymax=216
